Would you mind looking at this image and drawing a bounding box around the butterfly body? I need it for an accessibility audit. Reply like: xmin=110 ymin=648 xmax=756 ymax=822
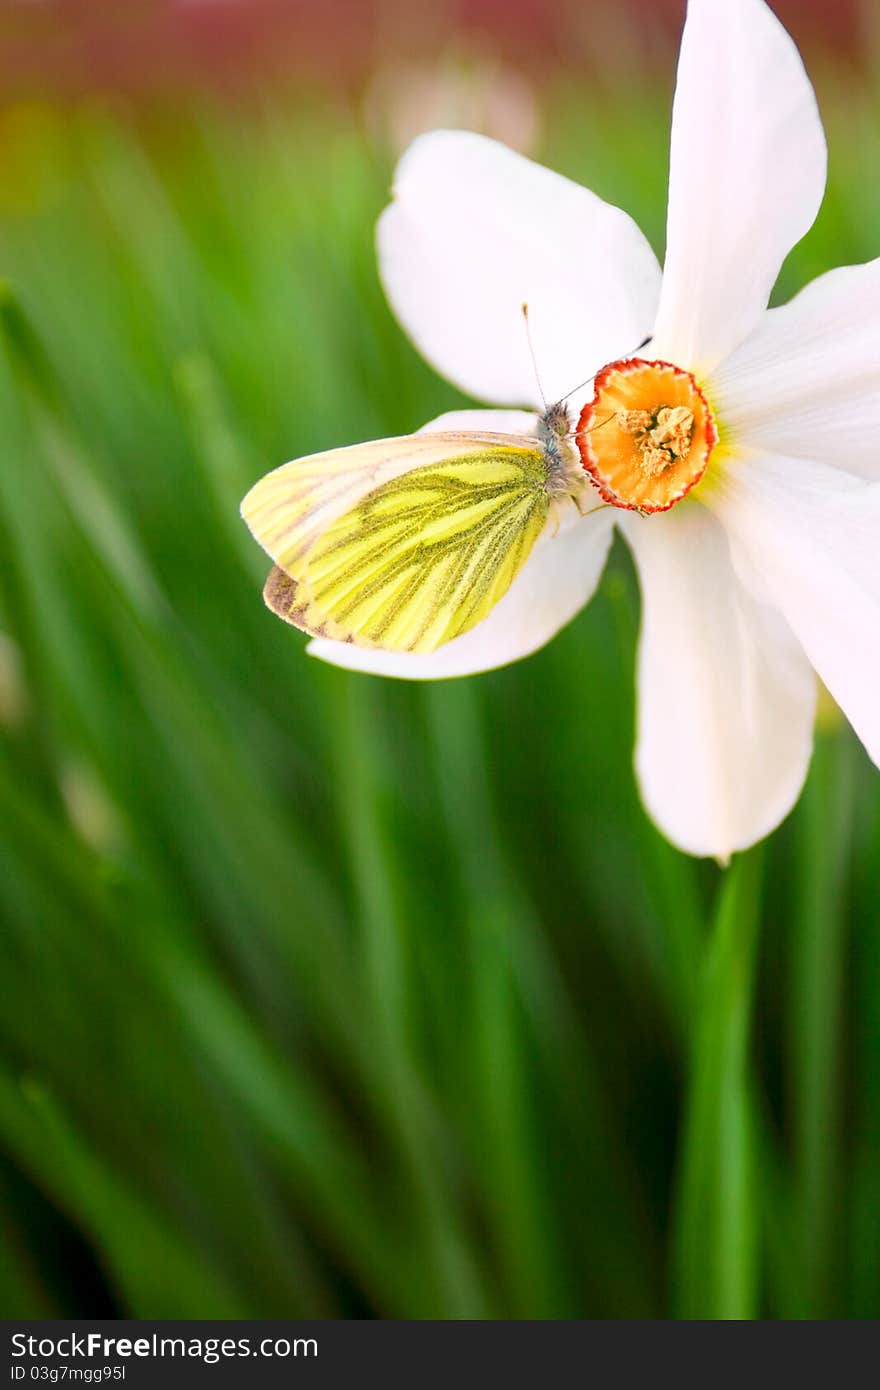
xmin=536 ymin=400 xmax=584 ymax=498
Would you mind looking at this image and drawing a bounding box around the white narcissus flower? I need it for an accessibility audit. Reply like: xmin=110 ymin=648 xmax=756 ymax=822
xmin=305 ymin=0 xmax=879 ymax=859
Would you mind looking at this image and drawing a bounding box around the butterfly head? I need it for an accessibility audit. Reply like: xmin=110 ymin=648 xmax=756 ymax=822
xmin=539 ymin=400 xmax=572 ymax=441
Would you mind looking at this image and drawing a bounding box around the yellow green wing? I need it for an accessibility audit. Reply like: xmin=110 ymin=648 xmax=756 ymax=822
xmin=242 ymin=432 xmax=526 ymax=577
xmin=242 ymin=434 xmax=553 ymax=655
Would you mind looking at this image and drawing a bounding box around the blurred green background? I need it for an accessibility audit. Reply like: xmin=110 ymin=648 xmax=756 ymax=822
xmin=1 ymin=0 xmax=879 ymax=1321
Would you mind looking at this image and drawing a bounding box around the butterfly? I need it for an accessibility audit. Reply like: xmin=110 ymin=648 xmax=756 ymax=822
xmin=240 ymin=399 xmax=597 ymax=657
xmin=241 ymin=311 xmax=651 ymax=656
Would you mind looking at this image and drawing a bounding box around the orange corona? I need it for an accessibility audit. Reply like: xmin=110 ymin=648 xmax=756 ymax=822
xmin=577 ymin=358 xmax=718 ymax=513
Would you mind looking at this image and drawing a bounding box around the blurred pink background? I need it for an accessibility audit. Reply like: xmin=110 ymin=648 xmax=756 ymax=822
xmin=0 ymin=0 xmax=870 ymax=104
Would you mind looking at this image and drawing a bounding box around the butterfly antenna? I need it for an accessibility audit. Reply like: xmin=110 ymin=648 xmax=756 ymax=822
xmin=521 ymin=303 xmax=547 ymax=411
xmin=573 ymin=412 xmax=618 ymax=441
xmin=560 ymin=334 xmax=652 ymax=406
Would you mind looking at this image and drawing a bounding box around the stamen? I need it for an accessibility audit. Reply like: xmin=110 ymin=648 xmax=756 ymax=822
xmin=617 ymin=405 xmax=695 ymax=477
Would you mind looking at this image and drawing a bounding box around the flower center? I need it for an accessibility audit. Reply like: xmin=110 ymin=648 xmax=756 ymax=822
xmin=577 ymin=358 xmax=717 ymax=513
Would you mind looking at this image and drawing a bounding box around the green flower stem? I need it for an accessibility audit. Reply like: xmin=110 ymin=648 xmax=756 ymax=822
xmin=672 ymin=849 xmax=763 ymax=1319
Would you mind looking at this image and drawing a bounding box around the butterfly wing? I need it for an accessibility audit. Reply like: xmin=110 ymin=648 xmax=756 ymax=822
xmin=241 ymin=433 xmax=553 ymax=655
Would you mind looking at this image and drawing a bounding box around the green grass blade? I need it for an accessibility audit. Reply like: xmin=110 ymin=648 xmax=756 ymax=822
xmin=789 ymin=726 xmax=856 ymax=1316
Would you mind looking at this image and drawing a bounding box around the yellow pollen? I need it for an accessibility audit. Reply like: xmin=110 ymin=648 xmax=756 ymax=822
xmin=577 ymin=358 xmax=717 ymax=514
xmin=617 ymin=405 xmax=695 ymax=477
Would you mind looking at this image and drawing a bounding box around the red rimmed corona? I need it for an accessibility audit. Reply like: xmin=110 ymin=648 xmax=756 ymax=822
xmin=577 ymin=358 xmax=718 ymax=513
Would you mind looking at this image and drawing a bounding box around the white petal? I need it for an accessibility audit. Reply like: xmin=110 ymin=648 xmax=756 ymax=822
xmin=712 ymin=259 xmax=880 ymax=479
xmin=308 ymin=505 xmax=614 ymax=680
xmin=713 ymin=452 xmax=880 ymax=768
xmin=620 ymin=501 xmax=816 ymax=859
xmin=378 ymin=130 xmax=661 ymax=408
xmin=418 ymin=408 xmax=540 ymax=436
xmin=651 ymin=0 xmax=826 ymax=375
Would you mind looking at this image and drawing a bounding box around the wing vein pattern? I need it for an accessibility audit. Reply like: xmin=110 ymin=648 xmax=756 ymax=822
xmin=242 ymin=435 xmax=555 ymax=655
